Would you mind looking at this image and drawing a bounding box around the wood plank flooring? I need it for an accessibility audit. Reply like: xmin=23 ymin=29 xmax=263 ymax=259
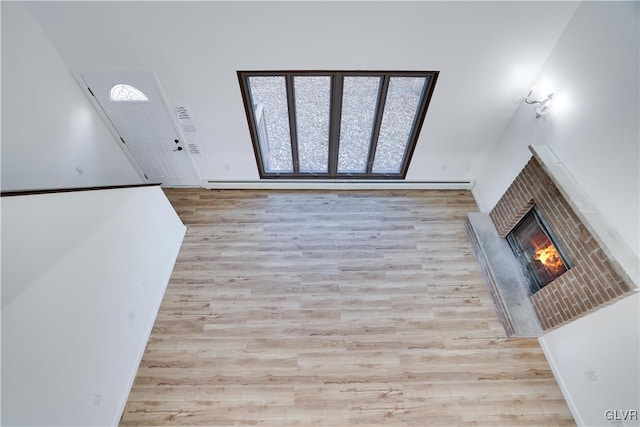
xmin=120 ymin=189 xmax=575 ymax=426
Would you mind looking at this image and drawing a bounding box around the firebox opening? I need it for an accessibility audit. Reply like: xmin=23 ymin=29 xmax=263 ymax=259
xmin=506 ymin=206 xmax=572 ymax=295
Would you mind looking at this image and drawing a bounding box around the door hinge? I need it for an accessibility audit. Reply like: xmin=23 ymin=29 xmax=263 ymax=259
xmin=87 ymin=87 xmax=95 ymax=97
xmin=120 ymin=137 xmax=126 ymax=144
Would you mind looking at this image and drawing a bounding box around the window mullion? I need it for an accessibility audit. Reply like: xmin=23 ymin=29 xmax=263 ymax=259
xmin=328 ymin=73 xmax=342 ymax=177
xmin=285 ymin=74 xmax=300 ymax=174
xmin=366 ymin=75 xmax=389 ymax=175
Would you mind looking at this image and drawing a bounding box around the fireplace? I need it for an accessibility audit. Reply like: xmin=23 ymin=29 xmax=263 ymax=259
xmin=466 ymin=145 xmax=637 ymax=335
xmin=506 ymin=206 xmax=572 ymax=295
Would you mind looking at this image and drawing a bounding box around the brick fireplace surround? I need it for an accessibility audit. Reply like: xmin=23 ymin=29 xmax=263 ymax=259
xmin=472 ymin=145 xmax=638 ymax=332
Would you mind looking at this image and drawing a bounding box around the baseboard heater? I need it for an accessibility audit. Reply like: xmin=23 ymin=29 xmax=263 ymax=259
xmin=202 ymin=180 xmax=475 ymax=190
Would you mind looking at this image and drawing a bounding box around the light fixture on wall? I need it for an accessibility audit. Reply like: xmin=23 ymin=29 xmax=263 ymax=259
xmin=525 ymin=86 xmax=553 ymax=118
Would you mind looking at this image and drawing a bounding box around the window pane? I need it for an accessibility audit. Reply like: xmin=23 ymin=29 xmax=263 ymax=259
xmin=294 ymin=76 xmax=330 ymax=173
xmin=372 ymin=77 xmax=426 ymax=174
xmin=248 ymin=76 xmax=293 ymax=173
xmin=338 ymin=76 xmax=380 ymax=173
xmin=110 ymin=84 xmax=149 ymax=102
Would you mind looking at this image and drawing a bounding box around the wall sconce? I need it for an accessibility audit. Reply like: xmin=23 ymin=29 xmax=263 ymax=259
xmin=525 ymin=87 xmax=553 ymax=118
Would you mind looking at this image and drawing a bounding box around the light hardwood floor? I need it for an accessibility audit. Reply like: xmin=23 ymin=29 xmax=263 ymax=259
xmin=120 ymin=189 xmax=575 ymax=426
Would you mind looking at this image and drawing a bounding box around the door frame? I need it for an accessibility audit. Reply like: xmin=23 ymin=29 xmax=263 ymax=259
xmin=72 ymin=69 xmax=202 ymax=186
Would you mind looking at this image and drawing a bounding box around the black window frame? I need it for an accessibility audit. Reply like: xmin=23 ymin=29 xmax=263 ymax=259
xmin=238 ymin=70 xmax=439 ymax=179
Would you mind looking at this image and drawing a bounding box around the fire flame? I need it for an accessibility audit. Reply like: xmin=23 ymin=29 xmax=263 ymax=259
xmin=534 ymin=244 xmax=565 ymax=274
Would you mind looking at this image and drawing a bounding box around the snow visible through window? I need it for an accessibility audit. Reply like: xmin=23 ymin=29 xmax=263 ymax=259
xmin=239 ymin=71 xmax=438 ymax=178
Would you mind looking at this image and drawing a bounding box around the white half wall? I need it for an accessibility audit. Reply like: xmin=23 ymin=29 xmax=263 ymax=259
xmin=540 ymin=293 xmax=640 ymax=427
xmin=1 ymin=186 xmax=186 ymax=426
xmin=0 ymin=1 xmax=143 ymax=192
xmin=472 ymin=1 xmax=639 ymax=258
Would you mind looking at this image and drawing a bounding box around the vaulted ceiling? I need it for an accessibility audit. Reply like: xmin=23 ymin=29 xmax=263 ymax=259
xmin=25 ymin=1 xmax=580 ymax=181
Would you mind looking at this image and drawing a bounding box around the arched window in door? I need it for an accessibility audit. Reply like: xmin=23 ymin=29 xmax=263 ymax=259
xmin=109 ymin=84 xmax=149 ymax=102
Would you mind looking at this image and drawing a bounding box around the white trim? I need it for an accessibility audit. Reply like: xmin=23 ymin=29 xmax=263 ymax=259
xmin=539 ymin=337 xmax=584 ymax=427
xmin=470 ymin=186 xmax=487 ymax=212
xmin=202 ymin=180 xmax=475 ymax=190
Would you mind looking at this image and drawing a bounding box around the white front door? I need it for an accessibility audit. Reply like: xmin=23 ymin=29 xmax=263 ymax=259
xmin=80 ymin=71 xmax=200 ymax=186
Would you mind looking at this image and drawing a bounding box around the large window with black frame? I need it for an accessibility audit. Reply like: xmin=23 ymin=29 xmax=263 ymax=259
xmin=238 ymin=71 xmax=439 ymax=179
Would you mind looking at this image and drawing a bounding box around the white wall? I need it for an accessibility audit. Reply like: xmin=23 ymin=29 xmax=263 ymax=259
xmin=472 ymin=4 xmax=640 ymax=425
xmin=472 ymin=1 xmax=639 ymax=258
xmin=22 ymin=1 xmax=579 ymax=183
xmin=1 ymin=186 xmax=186 ymax=426
xmin=540 ymin=293 xmax=640 ymax=427
xmin=0 ymin=1 xmax=143 ymax=192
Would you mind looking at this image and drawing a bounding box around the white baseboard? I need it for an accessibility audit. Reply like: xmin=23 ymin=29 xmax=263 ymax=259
xmin=471 ymin=186 xmax=487 ymax=212
xmin=201 ymin=180 xmax=475 ymax=190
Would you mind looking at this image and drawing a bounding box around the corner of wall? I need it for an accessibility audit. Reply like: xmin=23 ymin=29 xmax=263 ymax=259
xmin=538 ymin=338 xmax=585 ymax=427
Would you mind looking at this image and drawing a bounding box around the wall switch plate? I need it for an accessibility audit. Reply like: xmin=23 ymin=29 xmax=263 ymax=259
xmin=91 ymin=394 xmax=102 ymax=406
xmin=585 ymin=370 xmax=600 ymax=382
